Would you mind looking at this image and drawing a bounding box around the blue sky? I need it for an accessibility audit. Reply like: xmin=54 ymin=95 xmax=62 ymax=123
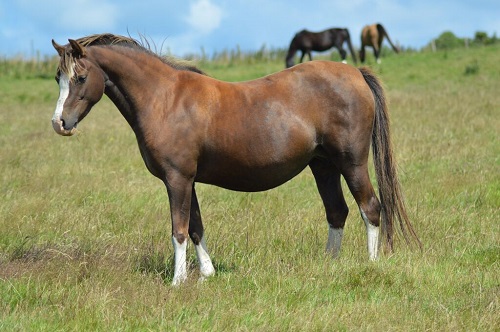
xmin=1 ymin=0 xmax=498 ymax=58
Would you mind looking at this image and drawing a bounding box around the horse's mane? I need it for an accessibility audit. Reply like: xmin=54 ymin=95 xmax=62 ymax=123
xmin=76 ymin=33 xmax=139 ymax=48
xmin=59 ymin=33 xmax=205 ymax=76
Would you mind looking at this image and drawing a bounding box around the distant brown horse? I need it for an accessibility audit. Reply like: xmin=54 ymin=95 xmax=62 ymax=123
xmin=285 ymin=28 xmax=357 ymax=68
xmin=360 ymin=23 xmax=400 ymax=64
xmin=51 ymin=34 xmax=420 ymax=285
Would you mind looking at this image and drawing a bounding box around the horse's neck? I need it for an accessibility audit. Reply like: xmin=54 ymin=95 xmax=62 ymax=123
xmin=89 ymin=46 xmax=176 ymax=130
xmin=104 ymin=80 xmax=137 ymax=127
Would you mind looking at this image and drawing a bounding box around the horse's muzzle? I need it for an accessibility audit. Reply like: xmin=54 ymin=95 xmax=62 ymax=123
xmin=52 ymin=117 xmax=77 ymax=136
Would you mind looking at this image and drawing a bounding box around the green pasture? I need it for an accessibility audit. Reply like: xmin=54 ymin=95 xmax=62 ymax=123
xmin=0 ymin=45 xmax=498 ymax=331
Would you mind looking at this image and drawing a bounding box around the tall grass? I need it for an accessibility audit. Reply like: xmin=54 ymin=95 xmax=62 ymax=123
xmin=0 ymin=45 xmax=498 ymax=331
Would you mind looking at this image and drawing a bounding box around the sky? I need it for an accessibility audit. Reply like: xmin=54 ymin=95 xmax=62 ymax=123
xmin=1 ymin=0 xmax=499 ymax=59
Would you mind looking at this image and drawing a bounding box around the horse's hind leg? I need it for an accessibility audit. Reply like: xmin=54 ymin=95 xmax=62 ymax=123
xmin=339 ymin=48 xmax=347 ymax=64
xmin=309 ymin=159 xmax=349 ymax=258
xmin=359 ymin=45 xmax=366 ymax=63
xmin=336 ymin=45 xmax=348 ymax=63
xmin=342 ymin=165 xmax=381 ymax=260
xmin=373 ymin=44 xmax=381 ymax=64
xmin=189 ymin=186 xmax=215 ymax=280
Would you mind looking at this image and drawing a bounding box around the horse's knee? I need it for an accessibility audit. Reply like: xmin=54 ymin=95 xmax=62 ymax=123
xmin=173 ymin=231 xmax=187 ymax=244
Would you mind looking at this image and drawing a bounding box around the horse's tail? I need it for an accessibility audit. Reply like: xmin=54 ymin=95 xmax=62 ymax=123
xmin=376 ymin=23 xmax=400 ymax=53
xmin=344 ymin=29 xmax=358 ymax=64
xmin=359 ymin=67 xmax=421 ymax=251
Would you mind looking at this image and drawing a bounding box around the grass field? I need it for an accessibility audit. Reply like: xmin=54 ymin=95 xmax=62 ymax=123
xmin=1 ymin=45 xmax=499 ymax=331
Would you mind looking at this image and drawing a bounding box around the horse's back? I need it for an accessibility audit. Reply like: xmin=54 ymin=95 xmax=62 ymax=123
xmin=285 ymin=61 xmax=372 ymax=101
xmin=218 ymin=61 xmax=374 ymax=127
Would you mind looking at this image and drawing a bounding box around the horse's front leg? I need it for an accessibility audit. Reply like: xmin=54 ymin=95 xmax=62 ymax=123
xmin=189 ymin=186 xmax=215 ymax=281
xmin=164 ymin=173 xmax=194 ymax=286
xmin=299 ymin=51 xmax=306 ymax=63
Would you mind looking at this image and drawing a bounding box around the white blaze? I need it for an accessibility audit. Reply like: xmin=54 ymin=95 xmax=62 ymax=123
xmin=52 ymin=72 xmax=70 ymax=130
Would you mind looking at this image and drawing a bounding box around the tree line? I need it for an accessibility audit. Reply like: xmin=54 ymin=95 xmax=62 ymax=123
xmin=425 ymin=31 xmax=498 ymax=51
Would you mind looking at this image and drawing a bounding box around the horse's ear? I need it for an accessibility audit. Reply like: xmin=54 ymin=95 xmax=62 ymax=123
xmin=68 ymin=39 xmax=86 ymax=58
xmin=52 ymin=39 xmax=66 ymax=56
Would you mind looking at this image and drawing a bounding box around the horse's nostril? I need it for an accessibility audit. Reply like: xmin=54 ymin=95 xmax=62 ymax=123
xmin=61 ymin=119 xmax=66 ymax=129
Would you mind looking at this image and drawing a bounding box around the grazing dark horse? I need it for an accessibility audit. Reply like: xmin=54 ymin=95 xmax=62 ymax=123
xmin=285 ymin=28 xmax=357 ymax=68
xmin=51 ymin=34 xmax=420 ymax=285
xmin=360 ymin=23 xmax=400 ymax=64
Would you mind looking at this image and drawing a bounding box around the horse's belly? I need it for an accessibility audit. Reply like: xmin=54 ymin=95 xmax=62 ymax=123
xmin=195 ymin=155 xmax=312 ymax=192
xmin=197 ymin=102 xmax=319 ymax=191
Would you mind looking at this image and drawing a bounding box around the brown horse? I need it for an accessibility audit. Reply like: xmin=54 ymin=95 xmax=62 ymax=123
xmin=360 ymin=23 xmax=400 ymax=64
xmin=51 ymin=34 xmax=420 ymax=285
xmin=285 ymin=28 xmax=357 ymax=68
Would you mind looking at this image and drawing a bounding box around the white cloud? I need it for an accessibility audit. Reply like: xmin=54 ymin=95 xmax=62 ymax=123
xmin=185 ymin=0 xmax=223 ymax=34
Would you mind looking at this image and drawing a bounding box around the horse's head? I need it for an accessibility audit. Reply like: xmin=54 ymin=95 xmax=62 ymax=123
xmin=51 ymin=39 xmax=105 ymax=136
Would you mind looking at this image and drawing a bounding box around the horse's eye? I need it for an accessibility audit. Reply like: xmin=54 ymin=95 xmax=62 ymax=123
xmin=55 ymin=75 xmax=60 ymax=83
xmin=77 ymin=76 xmax=87 ymax=84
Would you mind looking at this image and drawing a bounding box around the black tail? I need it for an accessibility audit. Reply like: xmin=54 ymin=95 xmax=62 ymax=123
xmin=360 ymin=67 xmax=421 ymax=251
xmin=376 ymin=23 xmax=400 ymax=53
xmin=344 ymin=29 xmax=358 ymax=64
